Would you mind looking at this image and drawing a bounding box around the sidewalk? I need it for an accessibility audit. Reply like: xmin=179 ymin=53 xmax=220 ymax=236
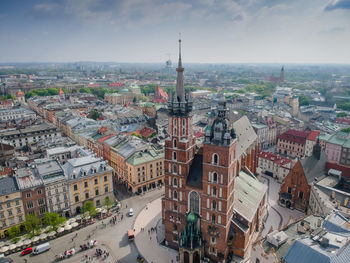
xmin=134 ymin=198 xmax=178 ymax=263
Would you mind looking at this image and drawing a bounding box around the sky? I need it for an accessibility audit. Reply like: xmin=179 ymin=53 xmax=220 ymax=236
xmin=0 ymin=0 xmax=350 ymax=64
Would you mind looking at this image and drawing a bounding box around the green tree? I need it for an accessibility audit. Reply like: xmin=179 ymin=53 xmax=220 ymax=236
xmin=82 ymin=201 xmax=97 ymax=217
xmin=89 ymin=109 xmax=100 ymax=120
xmin=298 ymin=95 xmax=310 ymax=106
xmin=339 ymin=101 xmax=350 ymax=111
xmin=131 ymin=132 xmax=142 ymax=139
xmin=341 ymin=127 xmax=350 ymax=133
xmin=7 ymin=225 xmax=21 ymax=239
xmin=43 ymin=212 xmax=66 ymax=230
xmin=79 ymin=87 xmax=91 ymax=93
xmin=24 ymin=214 xmax=41 ymax=236
xmin=337 ymin=112 xmax=347 ymax=117
xmin=103 ymin=196 xmax=114 ymax=212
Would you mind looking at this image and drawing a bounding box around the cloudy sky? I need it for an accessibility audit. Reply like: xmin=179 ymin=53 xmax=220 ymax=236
xmin=0 ymin=0 xmax=350 ymax=63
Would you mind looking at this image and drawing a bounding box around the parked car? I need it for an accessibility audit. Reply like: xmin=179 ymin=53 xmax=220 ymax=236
xmin=21 ymin=247 xmax=32 ymax=256
xmin=129 ymin=208 xmax=134 ymax=216
xmin=33 ymin=242 xmax=50 ymax=255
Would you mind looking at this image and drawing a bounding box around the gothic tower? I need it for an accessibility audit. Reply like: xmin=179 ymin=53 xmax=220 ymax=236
xmin=163 ymin=38 xmax=196 ymax=249
xmin=201 ymin=100 xmax=238 ymax=260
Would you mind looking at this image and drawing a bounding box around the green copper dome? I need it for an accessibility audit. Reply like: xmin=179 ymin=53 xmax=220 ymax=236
xmin=186 ymin=212 xmax=197 ymax=223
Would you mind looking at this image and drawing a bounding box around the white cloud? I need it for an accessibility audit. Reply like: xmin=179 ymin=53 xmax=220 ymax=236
xmin=34 ymin=3 xmax=58 ymax=13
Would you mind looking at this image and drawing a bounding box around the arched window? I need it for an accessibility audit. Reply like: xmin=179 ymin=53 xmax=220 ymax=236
xmin=173 ymin=139 xmax=177 ymax=148
xmin=213 ymin=172 xmax=218 ymax=183
xmin=212 ymin=200 xmax=216 ymax=210
xmin=173 ymin=164 xmax=177 ymax=174
xmin=189 ymin=191 xmax=200 ymax=214
xmin=213 ymin=186 xmax=217 ymax=196
xmin=173 ymin=177 xmax=177 ymax=186
xmin=212 ymin=153 xmax=219 ymax=165
xmin=173 ymin=152 xmax=177 ymax=160
xmin=174 ymin=190 xmax=178 ymax=200
xmin=212 ymin=214 xmax=216 ymax=223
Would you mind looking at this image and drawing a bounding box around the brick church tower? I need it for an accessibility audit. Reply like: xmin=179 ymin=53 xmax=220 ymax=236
xmin=162 ymin=38 xmax=266 ymax=263
xmin=163 ymin=37 xmax=196 ymax=248
xmin=201 ymin=101 xmax=238 ymax=260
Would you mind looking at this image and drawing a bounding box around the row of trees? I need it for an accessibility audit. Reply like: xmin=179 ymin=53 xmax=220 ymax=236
xmin=338 ymin=101 xmax=350 ymax=111
xmin=24 ymin=87 xmax=70 ymax=99
xmin=0 ymin=94 xmax=16 ymax=100
xmin=7 ymin=197 xmax=114 ymax=241
xmin=7 ymin=212 xmax=66 ymax=241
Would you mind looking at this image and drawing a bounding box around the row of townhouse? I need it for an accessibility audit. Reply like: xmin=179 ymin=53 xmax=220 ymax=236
xmin=0 ymin=122 xmax=61 ymax=149
xmin=276 ymin=129 xmax=319 ymax=158
xmin=0 ymin=156 xmax=114 ymax=238
xmin=0 ymin=107 xmax=36 ymax=122
xmin=258 ymin=151 xmax=292 ymax=182
xmin=27 ymin=95 xmax=165 ymax=195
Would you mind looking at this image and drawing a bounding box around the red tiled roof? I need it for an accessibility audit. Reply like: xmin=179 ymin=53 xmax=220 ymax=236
xmin=278 ymin=129 xmax=309 ymax=144
xmin=97 ymin=134 xmax=116 ymax=143
xmin=87 ymin=84 xmax=100 ymax=88
xmin=258 ymin=151 xmax=292 ymax=167
xmin=336 ymin=117 xmax=350 ymax=125
xmin=99 ymin=126 xmax=108 ymax=134
xmin=58 ymin=88 xmax=64 ymax=95
xmin=307 ymin=130 xmax=320 ymax=141
xmin=195 ymin=131 xmax=204 ymax=138
xmin=109 ymin=83 xmax=124 ymax=87
xmin=139 ymin=127 xmax=156 ymax=138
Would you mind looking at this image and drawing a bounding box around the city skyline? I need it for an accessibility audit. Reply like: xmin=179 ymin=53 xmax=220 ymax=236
xmin=1 ymin=0 xmax=350 ymax=64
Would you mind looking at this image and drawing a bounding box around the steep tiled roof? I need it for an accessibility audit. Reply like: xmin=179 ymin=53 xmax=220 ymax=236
xmin=278 ymin=129 xmax=309 ymax=144
xmin=232 ymin=116 xmax=258 ymax=158
xmin=233 ymin=170 xmax=267 ymax=222
xmin=259 ymin=151 xmax=292 ymax=167
xmin=307 ymin=130 xmax=320 ymax=141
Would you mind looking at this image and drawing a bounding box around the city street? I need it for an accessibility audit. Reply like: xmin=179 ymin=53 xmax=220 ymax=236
xmin=261 ymin=175 xmax=304 ymax=236
xmin=8 ymin=187 xmax=163 ymax=263
xmin=134 ymin=197 xmax=178 ymax=263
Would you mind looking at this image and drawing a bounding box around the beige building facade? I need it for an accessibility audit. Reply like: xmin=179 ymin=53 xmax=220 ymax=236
xmin=0 ymin=177 xmax=25 ymax=238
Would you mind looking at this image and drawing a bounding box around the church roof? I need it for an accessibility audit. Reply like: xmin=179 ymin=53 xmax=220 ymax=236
xmin=233 ymin=169 xmax=267 ymax=222
xmin=232 ymin=116 xmax=258 ymax=158
xmin=300 ymin=149 xmax=327 ymax=184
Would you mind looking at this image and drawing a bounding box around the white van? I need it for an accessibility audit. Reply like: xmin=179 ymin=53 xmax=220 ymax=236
xmin=129 ymin=208 xmax=134 ymax=216
xmin=33 ymin=242 xmax=50 ymax=255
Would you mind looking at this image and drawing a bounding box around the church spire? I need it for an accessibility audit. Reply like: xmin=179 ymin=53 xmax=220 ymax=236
xmin=178 ymin=36 xmax=182 ymax=68
xmin=175 ymin=35 xmax=185 ymax=102
xmin=168 ymin=36 xmax=193 ymax=116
